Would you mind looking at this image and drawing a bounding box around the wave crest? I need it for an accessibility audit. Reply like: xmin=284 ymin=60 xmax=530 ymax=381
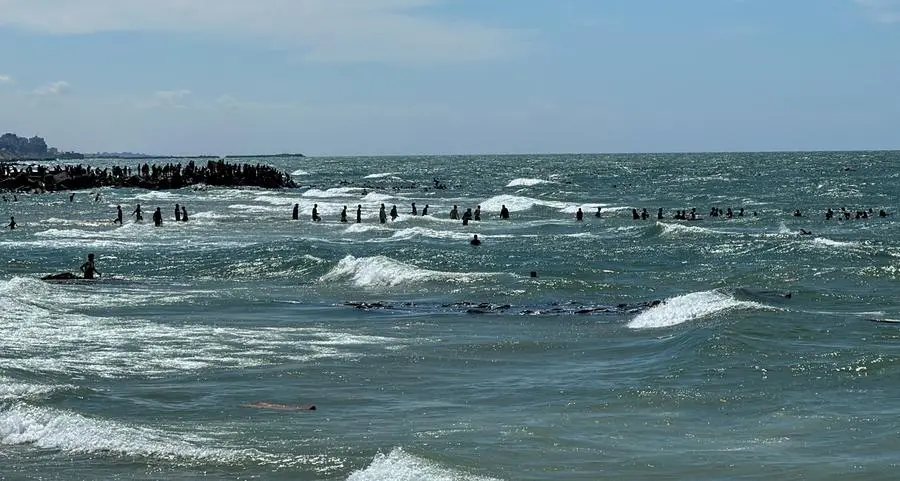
xmin=628 ymin=290 xmax=768 ymax=329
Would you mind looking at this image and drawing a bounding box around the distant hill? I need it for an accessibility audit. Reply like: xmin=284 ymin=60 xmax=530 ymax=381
xmin=0 ymin=132 xmax=83 ymax=160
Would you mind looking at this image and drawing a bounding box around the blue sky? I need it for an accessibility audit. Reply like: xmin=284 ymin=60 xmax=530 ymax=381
xmin=0 ymin=0 xmax=897 ymax=155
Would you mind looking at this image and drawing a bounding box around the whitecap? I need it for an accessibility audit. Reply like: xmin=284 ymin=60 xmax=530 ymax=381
xmin=505 ymin=178 xmax=550 ymax=187
xmin=348 ymin=447 xmax=502 ymax=481
xmin=320 ymin=255 xmax=488 ymax=287
xmin=628 ymin=290 xmax=769 ymax=329
xmin=364 ymin=172 xmax=398 ymax=179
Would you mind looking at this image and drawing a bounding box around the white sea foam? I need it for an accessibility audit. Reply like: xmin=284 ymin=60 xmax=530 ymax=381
xmin=657 ymin=222 xmax=716 ymax=236
xmin=390 ymin=227 xmax=469 ymax=241
xmin=320 ymin=255 xmax=487 ymax=287
xmin=479 ymin=195 xmax=568 ymax=213
xmin=348 ymin=447 xmax=502 ymax=481
xmin=0 ymin=404 xmax=260 ymax=463
xmin=361 ymin=192 xmax=395 ymax=203
xmin=628 ymin=291 xmax=768 ymax=329
xmin=505 ymin=178 xmax=550 ymax=187
xmin=0 ymin=378 xmax=77 ymax=402
xmin=302 ymin=187 xmax=364 ymax=198
xmin=0 ymin=277 xmax=410 ymax=377
xmin=811 ymin=237 xmax=860 ymax=249
xmin=291 ymin=169 xmax=310 ymax=176
xmin=364 ymin=172 xmax=399 ymax=179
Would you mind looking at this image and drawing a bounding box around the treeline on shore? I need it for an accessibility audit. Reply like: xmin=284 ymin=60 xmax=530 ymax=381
xmin=0 ymin=159 xmax=297 ymax=192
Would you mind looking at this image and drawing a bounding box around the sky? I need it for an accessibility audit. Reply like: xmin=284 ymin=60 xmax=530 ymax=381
xmin=0 ymin=0 xmax=898 ymax=156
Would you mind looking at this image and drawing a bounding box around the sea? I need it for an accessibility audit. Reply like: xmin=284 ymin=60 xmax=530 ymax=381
xmin=2 ymin=151 xmax=899 ymax=480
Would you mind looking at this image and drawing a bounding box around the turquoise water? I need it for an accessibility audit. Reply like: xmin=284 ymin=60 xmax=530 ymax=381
xmin=2 ymin=152 xmax=900 ymax=480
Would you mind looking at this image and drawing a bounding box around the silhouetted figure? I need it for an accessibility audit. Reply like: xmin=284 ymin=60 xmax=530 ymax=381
xmin=132 ymin=204 xmax=143 ymax=222
xmin=175 ymin=203 xmax=181 ymax=222
xmin=632 ymin=209 xmax=640 ymax=220
xmin=181 ymin=206 xmax=188 ymax=222
xmin=470 ymin=234 xmax=481 ymax=246
xmin=641 ymin=208 xmax=649 ymax=220
xmin=422 ymin=205 xmax=429 ymax=216
xmin=793 ymin=209 xmax=802 ymax=217
xmin=356 ymin=205 xmax=362 ymax=223
xmin=153 ymin=207 xmax=163 ymax=226
xmin=292 ymin=203 xmax=299 ymax=220
xmin=69 ymin=193 xmax=75 ymax=202
xmin=312 ymin=204 xmax=321 ymax=222
xmin=462 ymin=208 xmax=472 ymax=226
xmin=94 ymin=192 xmax=101 ymax=202
xmin=340 ymin=206 xmax=348 ymax=223
xmin=530 ymin=271 xmax=538 ymax=278
xmin=880 ymin=209 xmax=889 ymax=217
xmin=595 ymin=207 xmax=602 ymax=218
xmin=390 ymin=205 xmax=398 ymax=221
xmin=379 ymin=204 xmax=387 ymax=224
xmin=411 ymin=203 xmax=418 ymax=215
xmin=575 ymin=208 xmax=583 ymax=221
xmin=474 ymin=205 xmax=481 ymax=221
xmin=6 ymin=216 xmax=16 ymax=230
xmin=657 ymin=208 xmax=664 ymax=220
xmin=500 ymin=205 xmax=510 ymax=219
xmin=450 ymin=205 xmax=459 ymax=220
xmin=114 ymin=205 xmax=123 ymax=225
xmin=80 ymin=253 xmax=101 ymax=279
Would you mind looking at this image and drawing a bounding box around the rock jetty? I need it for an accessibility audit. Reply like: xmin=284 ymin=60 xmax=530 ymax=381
xmin=0 ymin=159 xmax=297 ymax=192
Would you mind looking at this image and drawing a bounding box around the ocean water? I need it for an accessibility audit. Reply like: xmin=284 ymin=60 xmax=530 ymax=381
xmin=2 ymin=152 xmax=899 ymax=480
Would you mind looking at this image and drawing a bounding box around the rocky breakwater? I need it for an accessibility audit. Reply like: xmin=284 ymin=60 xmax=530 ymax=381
xmin=0 ymin=159 xmax=297 ymax=192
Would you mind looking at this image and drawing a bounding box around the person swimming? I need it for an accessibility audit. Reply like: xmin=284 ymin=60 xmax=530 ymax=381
xmin=470 ymin=234 xmax=481 ymax=246
xmin=80 ymin=253 xmax=101 ymax=279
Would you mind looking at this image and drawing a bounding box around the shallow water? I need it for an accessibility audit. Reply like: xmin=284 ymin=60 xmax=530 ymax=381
xmin=2 ymin=152 xmax=900 ymax=480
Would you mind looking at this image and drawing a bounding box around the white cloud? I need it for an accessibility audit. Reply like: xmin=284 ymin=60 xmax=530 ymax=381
xmin=33 ymin=80 xmax=69 ymax=95
xmin=0 ymin=74 xmax=12 ymax=84
xmin=0 ymin=0 xmax=522 ymax=63
xmin=854 ymin=0 xmax=900 ymax=23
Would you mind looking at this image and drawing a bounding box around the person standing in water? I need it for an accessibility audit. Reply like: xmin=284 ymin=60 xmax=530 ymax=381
xmin=181 ymin=205 xmax=188 ymax=222
xmin=422 ymin=205 xmax=429 ymax=216
xmin=474 ymin=205 xmax=481 ymax=221
xmin=411 ymin=203 xmax=418 ymax=215
xmin=175 ymin=203 xmax=182 ymax=222
xmin=390 ymin=205 xmax=398 ymax=221
xmin=470 ymin=234 xmax=481 ymax=246
xmin=379 ymin=204 xmax=387 ymax=224
xmin=340 ymin=206 xmax=348 ymax=223
xmin=132 ymin=204 xmax=143 ymax=222
xmin=575 ymin=208 xmax=583 ymax=221
xmin=500 ymin=205 xmax=510 ymax=219
xmin=114 ymin=205 xmax=123 ymax=225
xmin=595 ymin=207 xmax=602 ymax=218
xmin=312 ymin=204 xmax=321 ymax=222
xmin=69 ymin=193 xmax=75 ymax=202
xmin=152 ymin=207 xmax=163 ymax=226
xmin=292 ymin=203 xmax=299 ymax=220
xmin=80 ymin=253 xmax=101 ymax=279
xmin=461 ymin=208 xmax=472 ymax=225
xmin=450 ymin=205 xmax=459 ymax=220
xmin=356 ymin=205 xmax=362 ymax=223
xmin=6 ymin=216 xmax=16 ymax=230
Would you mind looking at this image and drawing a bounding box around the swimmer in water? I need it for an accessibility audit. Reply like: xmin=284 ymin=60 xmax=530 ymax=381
xmin=470 ymin=234 xmax=481 ymax=246
xmin=80 ymin=253 xmax=101 ymax=279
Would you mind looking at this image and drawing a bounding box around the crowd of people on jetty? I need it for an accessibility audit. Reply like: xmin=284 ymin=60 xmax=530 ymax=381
xmin=0 ymin=159 xmax=295 ymax=192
